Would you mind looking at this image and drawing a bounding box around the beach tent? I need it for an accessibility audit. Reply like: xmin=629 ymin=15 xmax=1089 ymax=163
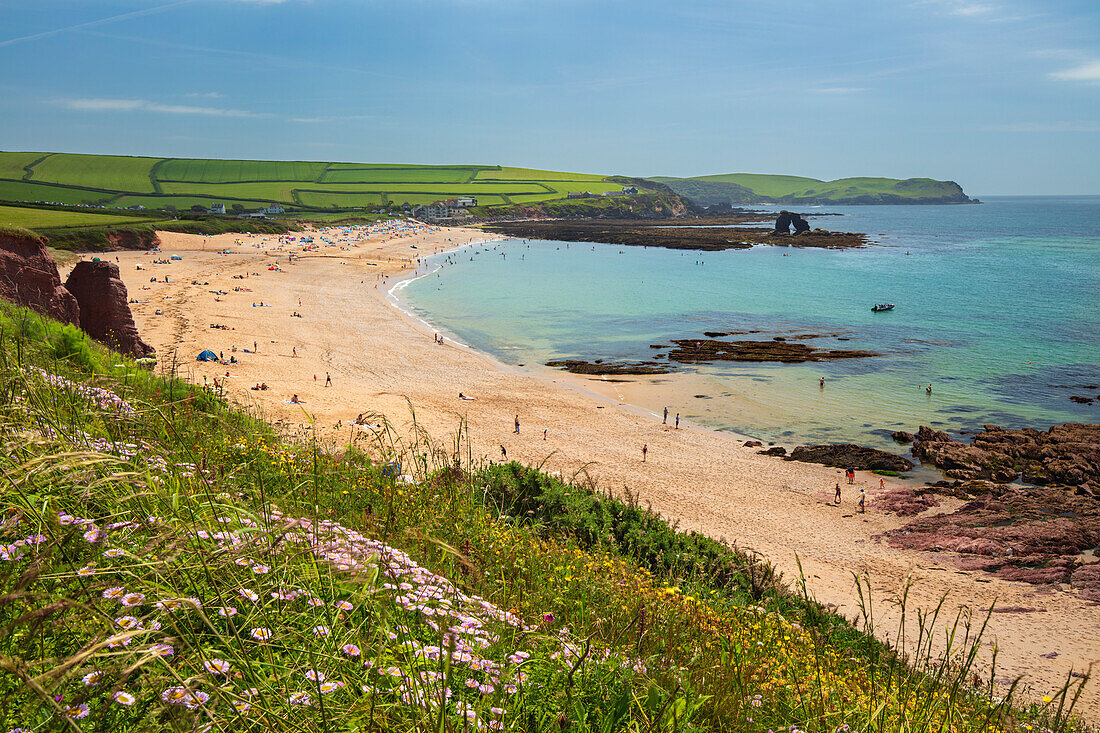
xmin=197 ymin=350 xmax=218 ymax=362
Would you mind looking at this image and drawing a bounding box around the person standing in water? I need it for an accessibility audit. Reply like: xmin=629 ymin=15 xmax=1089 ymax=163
xmin=820 ymin=376 xmax=825 ymax=388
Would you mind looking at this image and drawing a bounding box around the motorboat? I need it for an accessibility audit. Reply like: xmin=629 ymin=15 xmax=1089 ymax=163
xmin=871 ymin=303 xmax=895 ymax=312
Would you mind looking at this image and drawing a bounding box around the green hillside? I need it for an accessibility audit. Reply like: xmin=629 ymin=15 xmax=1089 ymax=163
xmin=652 ymin=173 xmax=976 ymax=205
xmin=0 ymin=151 xmax=647 ymax=214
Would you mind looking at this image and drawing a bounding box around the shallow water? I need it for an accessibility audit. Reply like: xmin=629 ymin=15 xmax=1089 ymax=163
xmin=400 ymin=196 xmax=1100 ymax=450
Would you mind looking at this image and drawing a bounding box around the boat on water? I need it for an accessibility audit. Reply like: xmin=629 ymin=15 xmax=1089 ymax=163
xmin=871 ymin=303 xmax=895 ymax=312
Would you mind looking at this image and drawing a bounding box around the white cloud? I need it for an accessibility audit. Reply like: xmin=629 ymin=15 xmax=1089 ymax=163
xmin=809 ymin=87 xmax=869 ymax=94
xmin=949 ymin=2 xmax=996 ymax=16
xmin=1050 ymin=60 xmax=1100 ymax=82
xmin=290 ymin=114 xmax=376 ymax=123
xmin=185 ymin=92 xmax=225 ymax=98
xmin=62 ymin=98 xmax=262 ymax=117
xmin=986 ymin=121 xmax=1100 ymax=132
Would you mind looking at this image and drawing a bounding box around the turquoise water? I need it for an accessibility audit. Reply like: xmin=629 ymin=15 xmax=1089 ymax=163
xmin=400 ymin=196 xmax=1100 ymax=449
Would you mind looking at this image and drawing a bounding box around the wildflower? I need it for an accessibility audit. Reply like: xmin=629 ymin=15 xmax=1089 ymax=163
xmin=121 ymin=592 xmax=145 ymax=607
xmin=147 ymin=516 xmax=162 ymax=526
xmin=479 ymin=683 xmax=495 ymax=695
xmin=63 ymin=704 xmax=90 ymax=719
xmin=250 ymin=627 xmax=272 ymax=642
xmin=112 ymin=691 xmax=136 ymax=706
xmin=312 ymin=625 xmax=330 ymax=637
xmin=1043 ymin=695 xmax=1053 ymax=704
xmin=542 ymin=612 xmax=554 ymax=623
xmin=218 ymin=606 xmax=238 ymax=618
xmin=82 ymin=670 xmax=106 ymax=686
xmin=77 ymin=564 xmax=95 ymax=577
xmin=305 ymin=670 xmax=325 ymax=682
xmin=104 ymin=548 xmax=124 ymax=558
xmin=114 ymin=615 xmax=140 ymax=630
xmin=183 ymin=690 xmax=210 ymax=710
xmin=232 ymin=700 xmax=252 ymax=713
xmin=155 ymin=599 xmax=180 ymax=611
xmin=102 ymin=586 xmax=125 ymax=600
xmin=341 ymin=643 xmax=360 ymax=657
xmin=239 ymin=588 xmax=259 ymax=602
xmin=251 ymin=564 xmax=270 ymax=575
xmin=83 ymin=528 xmax=103 ymax=543
xmin=204 ymin=659 xmax=231 ymax=674
xmin=149 ymin=643 xmax=174 ymax=657
xmin=318 ymin=681 xmax=343 ymax=694
xmin=288 ymin=692 xmax=312 ymax=706
xmin=163 ymin=686 xmax=192 ymax=704
xmin=335 ymin=600 xmax=353 ymax=611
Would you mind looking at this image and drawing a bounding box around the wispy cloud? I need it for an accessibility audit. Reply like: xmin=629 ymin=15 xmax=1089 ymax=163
xmin=986 ymin=121 xmax=1100 ymax=132
xmin=61 ymin=98 xmax=263 ymax=118
xmin=949 ymin=2 xmax=997 ymax=16
xmin=809 ymin=87 xmax=869 ymax=94
xmin=1050 ymin=60 xmax=1100 ymax=83
xmin=0 ymin=0 xmax=195 ymax=48
xmin=290 ymin=114 xmax=376 ymax=123
xmin=185 ymin=92 xmax=225 ymax=99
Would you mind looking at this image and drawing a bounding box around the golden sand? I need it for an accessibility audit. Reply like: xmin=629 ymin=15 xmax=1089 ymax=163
xmin=80 ymin=223 xmax=1099 ymax=714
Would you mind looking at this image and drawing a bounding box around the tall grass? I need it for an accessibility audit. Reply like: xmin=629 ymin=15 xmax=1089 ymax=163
xmin=0 ymin=301 xmax=1089 ymax=732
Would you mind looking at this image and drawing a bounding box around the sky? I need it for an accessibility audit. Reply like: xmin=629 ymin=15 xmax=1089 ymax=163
xmin=0 ymin=0 xmax=1097 ymax=195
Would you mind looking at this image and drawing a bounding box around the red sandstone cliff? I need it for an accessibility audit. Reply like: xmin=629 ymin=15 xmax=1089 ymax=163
xmin=64 ymin=260 xmax=155 ymax=358
xmin=0 ymin=228 xmax=80 ymax=325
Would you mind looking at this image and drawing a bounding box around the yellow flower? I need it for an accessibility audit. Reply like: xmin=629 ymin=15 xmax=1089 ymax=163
xmin=1043 ymin=695 xmax=1053 ymax=703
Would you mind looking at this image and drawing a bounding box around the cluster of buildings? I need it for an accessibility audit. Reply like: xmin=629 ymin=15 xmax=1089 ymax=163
xmin=566 ymin=186 xmax=639 ymax=200
xmin=411 ymin=196 xmax=478 ymax=221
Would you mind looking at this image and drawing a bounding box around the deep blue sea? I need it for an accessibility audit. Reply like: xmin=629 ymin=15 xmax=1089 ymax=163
xmin=399 ymin=196 xmax=1100 ymax=449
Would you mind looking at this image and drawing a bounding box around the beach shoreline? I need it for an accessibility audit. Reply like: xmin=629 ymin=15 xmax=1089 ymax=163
xmin=93 ymin=222 xmax=1100 ymax=718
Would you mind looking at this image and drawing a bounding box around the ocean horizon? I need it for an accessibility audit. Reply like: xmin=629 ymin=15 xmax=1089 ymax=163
xmin=399 ymin=195 xmax=1100 ymax=452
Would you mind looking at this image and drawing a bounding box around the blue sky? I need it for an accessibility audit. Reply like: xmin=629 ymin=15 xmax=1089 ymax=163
xmin=0 ymin=0 xmax=1097 ymax=194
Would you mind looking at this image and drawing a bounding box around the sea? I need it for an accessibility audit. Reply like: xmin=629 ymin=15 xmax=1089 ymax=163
xmin=397 ymin=196 xmax=1100 ymax=450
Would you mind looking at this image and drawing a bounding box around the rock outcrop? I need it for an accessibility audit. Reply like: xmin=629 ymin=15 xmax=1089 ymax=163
xmin=667 ymin=338 xmax=875 ymax=364
xmin=64 ymin=261 xmax=154 ymax=358
xmin=909 ymin=423 xmax=1100 ymax=486
xmin=879 ymin=481 xmax=1100 ymax=593
xmin=786 ymin=443 xmax=914 ymax=472
xmin=773 ymin=210 xmax=811 ymax=235
xmin=0 ymin=228 xmax=80 ymax=325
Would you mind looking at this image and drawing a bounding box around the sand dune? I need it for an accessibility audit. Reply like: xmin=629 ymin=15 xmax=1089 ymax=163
xmin=90 ymin=223 xmax=1099 ymax=717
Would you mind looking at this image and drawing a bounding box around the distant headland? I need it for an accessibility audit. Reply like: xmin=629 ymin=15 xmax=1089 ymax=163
xmin=650 ymin=173 xmax=979 ymax=206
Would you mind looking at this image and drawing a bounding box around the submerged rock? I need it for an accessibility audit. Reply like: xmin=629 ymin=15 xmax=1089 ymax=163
xmin=0 ymin=228 xmax=80 ymax=325
xmin=64 ymin=260 xmax=154 ymax=358
xmin=545 ymin=359 xmax=671 ymax=376
xmin=667 ymin=338 xmax=875 ymax=364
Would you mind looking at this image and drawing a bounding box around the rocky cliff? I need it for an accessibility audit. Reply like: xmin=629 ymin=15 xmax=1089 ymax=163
xmin=0 ymin=227 xmax=80 ymax=325
xmin=64 ymin=261 xmax=155 ymax=358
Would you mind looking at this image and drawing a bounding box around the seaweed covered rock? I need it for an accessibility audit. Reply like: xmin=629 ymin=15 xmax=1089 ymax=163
xmin=786 ymin=443 xmax=914 ymax=471
xmin=0 ymin=227 xmax=80 ymax=325
xmin=64 ymin=260 xmax=154 ymax=358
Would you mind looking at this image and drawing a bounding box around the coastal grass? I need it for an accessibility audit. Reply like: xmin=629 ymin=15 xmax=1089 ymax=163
xmin=0 ymin=297 xmax=1088 ymax=732
xmin=0 ymin=152 xmax=45 ymax=180
xmin=0 ymin=180 xmax=120 ymax=206
xmin=156 ymin=159 xmax=329 ymax=184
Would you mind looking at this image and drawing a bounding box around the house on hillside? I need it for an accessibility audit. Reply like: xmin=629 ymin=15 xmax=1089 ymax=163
xmin=414 ymin=198 xmax=476 ymax=221
xmin=566 ymin=191 xmax=595 ymax=199
xmin=621 ymin=186 xmax=638 ymax=194
xmin=262 ymin=204 xmax=285 ymax=215
xmin=452 ymin=196 xmax=477 ymax=208
xmin=208 ymin=203 xmax=226 ymax=215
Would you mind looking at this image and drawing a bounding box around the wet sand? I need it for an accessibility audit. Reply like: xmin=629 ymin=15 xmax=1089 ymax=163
xmin=90 ymin=223 xmax=1100 ymax=717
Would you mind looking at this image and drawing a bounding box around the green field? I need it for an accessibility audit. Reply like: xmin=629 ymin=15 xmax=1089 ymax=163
xmin=0 ymin=152 xmax=645 ymax=213
xmin=29 ymin=153 xmax=157 ymax=193
xmin=653 ymin=172 xmax=974 ymax=205
xmin=155 ymin=158 xmax=329 ymax=183
xmin=0 ymin=204 xmax=155 ymax=229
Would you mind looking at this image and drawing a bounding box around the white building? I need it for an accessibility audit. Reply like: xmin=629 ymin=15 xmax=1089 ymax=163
xmin=263 ymin=204 xmax=285 ymax=214
xmin=208 ymin=203 xmax=226 ymax=215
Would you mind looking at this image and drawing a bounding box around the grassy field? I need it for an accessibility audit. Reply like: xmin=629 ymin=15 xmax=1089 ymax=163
xmin=653 ymin=172 xmax=974 ymax=205
xmin=0 ymin=152 xmax=644 ymax=214
xmin=29 ymin=153 xmax=158 ymax=193
xmin=0 ymin=299 xmax=1084 ymax=732
xmin=0 ymin=204 xmax=155 ymax=229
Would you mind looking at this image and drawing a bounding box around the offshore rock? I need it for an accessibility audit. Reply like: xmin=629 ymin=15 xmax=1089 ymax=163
xmin=64 ymin=260 xmax=155 ymax=358
xmin=667 ymin=338 xmax=875 ymax=364
xmin=0 ymin=228 xmax=80 ymax=325
xmin=786 ymin=444 xmax=914 ymax=471
xmin=773 ymin=210 xmax=811 ymax=234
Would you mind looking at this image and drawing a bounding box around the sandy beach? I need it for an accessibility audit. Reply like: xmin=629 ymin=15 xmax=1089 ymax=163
xmin=90 ymin=223 xmax=1100 ymax=717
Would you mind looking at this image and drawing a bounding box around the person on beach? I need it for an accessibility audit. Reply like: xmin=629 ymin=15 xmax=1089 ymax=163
xmin=292 ymin=347 xmax=297 ymax=357
xmin=847 ymin=467 xmax=855 ymax=485
xmin=543 ymin=428 xmax=548 ymax=440
xmin=880 ymin=477 xmax=886 ymax=490
xmin=663 ymin=407 xmax=668 ymax=424
xmin=326 ymin=372 xmax=332 ymax=387
xmin=290 ymin=394 xmax=300 ymax=404
xmin=835 ymin=482 xmax=841 ymax=504
xmin=500 ymin=445 xmax=507 ymax=460
xmin=514 ymin=415 xmax=520 ymax=434
xmin=675 ymin=413 xmax=680 ymax=429
xmin=858 ymin=487 xmax=866 ymax=513
xmin=642 ymin=444 xmax=648 ymax=462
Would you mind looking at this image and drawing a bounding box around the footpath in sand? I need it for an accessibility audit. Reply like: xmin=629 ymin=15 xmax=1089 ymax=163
xmin=93 ymin=224 xmax=1100 ymax=718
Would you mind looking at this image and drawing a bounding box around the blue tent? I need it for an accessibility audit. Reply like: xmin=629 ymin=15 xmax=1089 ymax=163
xmin=197 ymin=350 xmax=218 ymax=362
